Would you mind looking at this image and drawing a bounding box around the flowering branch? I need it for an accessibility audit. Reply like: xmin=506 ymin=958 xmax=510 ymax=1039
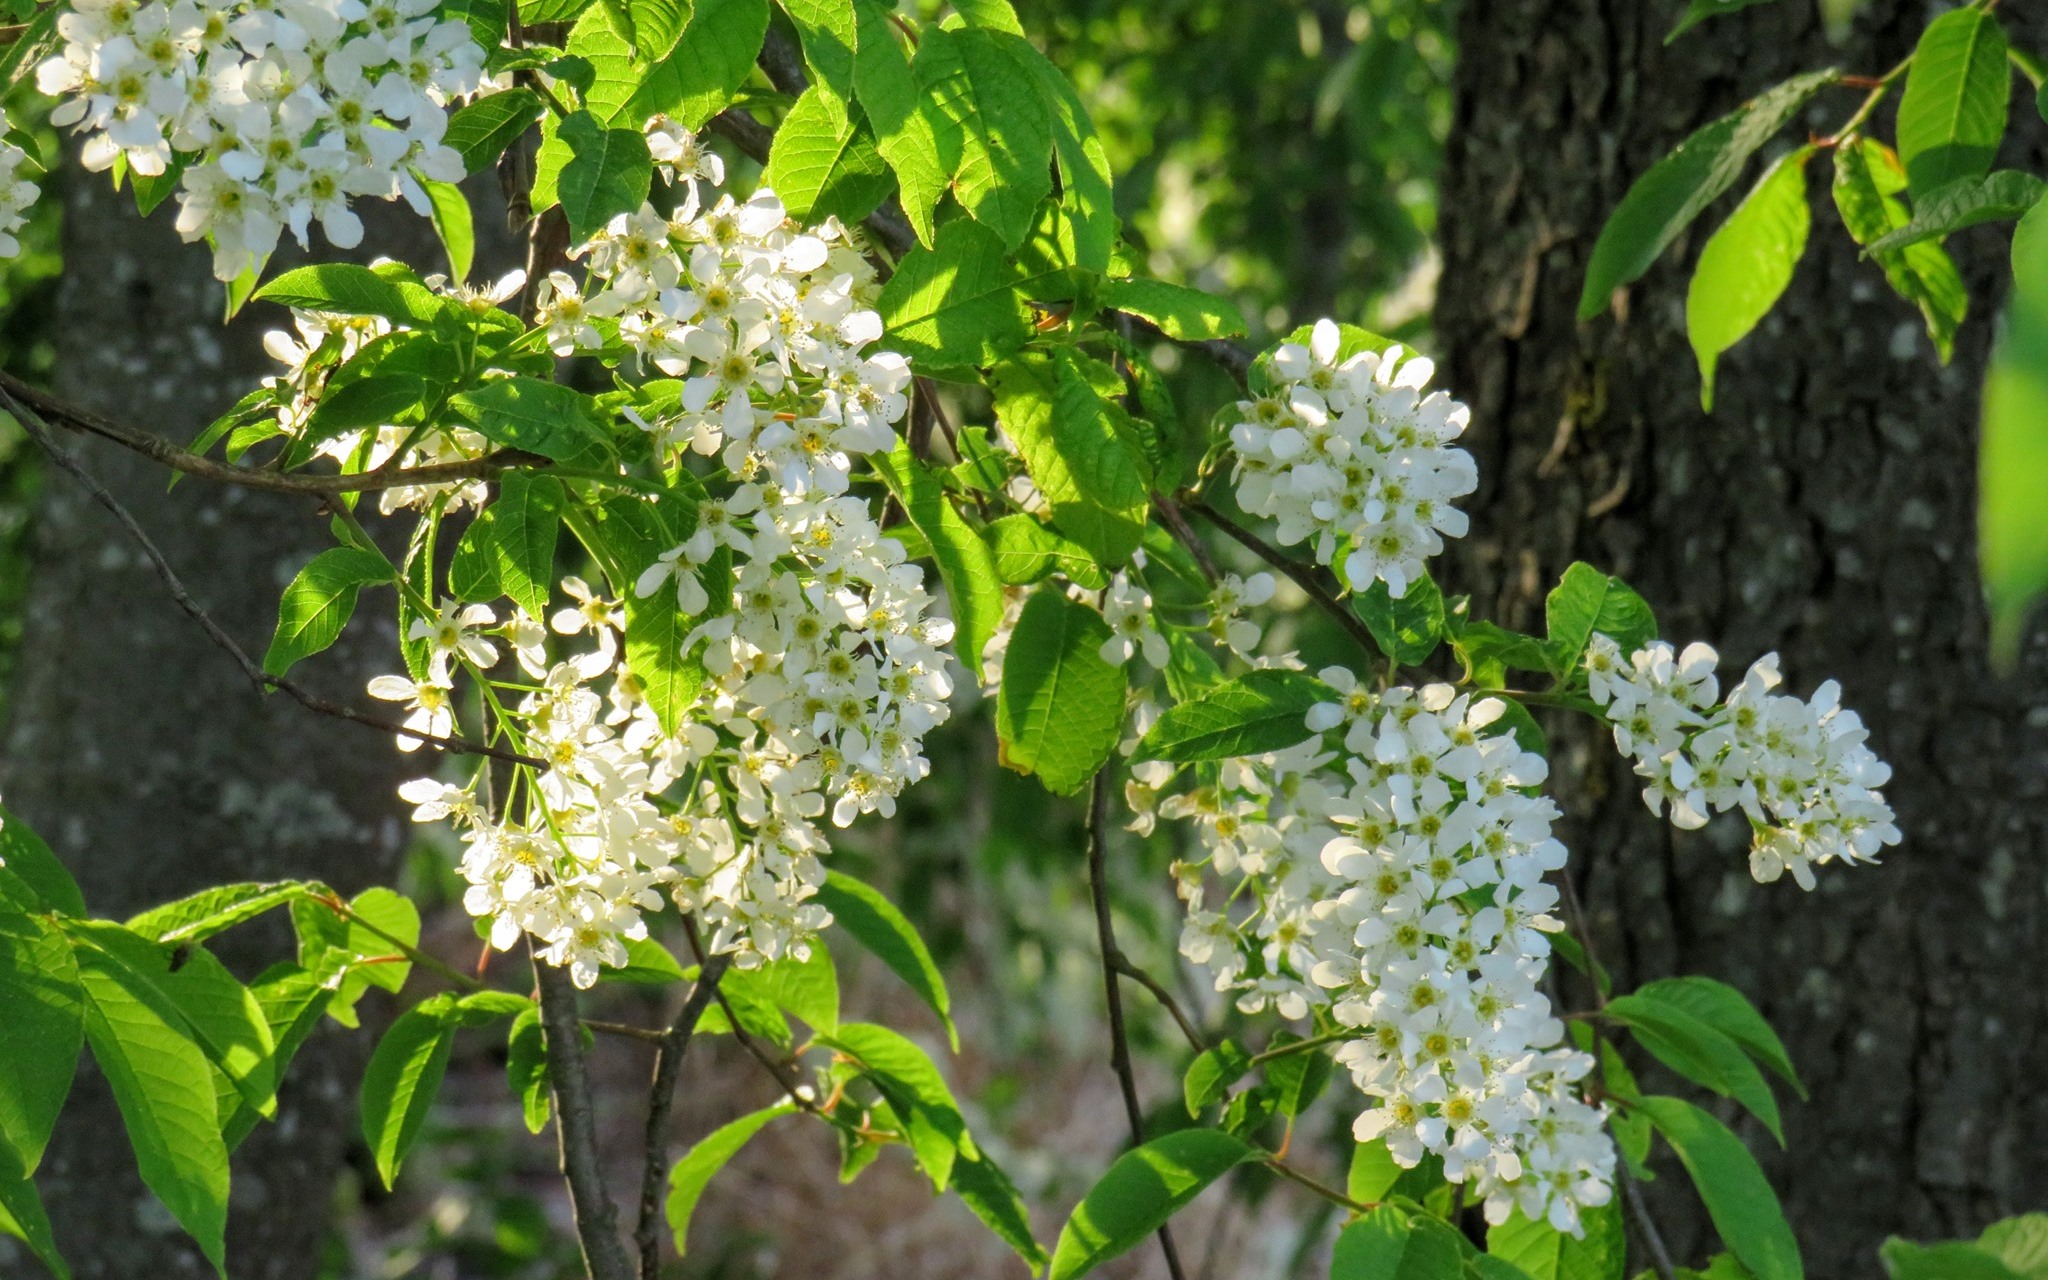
xmin=1087 ymin=770 xmax=1192 ymax=1280
xmin=1186 ymin=500 xmax=1379 ymax=655
xmin=3 ymin=386 xmax=546 ymax=767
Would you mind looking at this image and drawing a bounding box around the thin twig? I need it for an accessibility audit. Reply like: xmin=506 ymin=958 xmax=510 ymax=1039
xmin=1108 ymin=951 xmax=1206 ymax=1053
xmin=584 ymin=1018 xmax=671 ymax=1045
xmin=4 ymin=388 xmax=546 ymax=767
xmin=1 ymin=368 xmax=542 ymax=498
xmin=1087 ymin=771 xmax=1191 ymax=1280
xmin=534 ymin=959 xmax=637 ymax=1280
xmin=1152 ymin=492 xmax=1220 ymax=585
xmin=1263 ymin=1155 xmax=1374 ymax=1215
xmin=1622 ymin=1167 xmax=1678 ymax=1280
xmin=635 ymin=950 xmax=734 ymax=1280
xmin=1185 ymin=501 xmax=1378 ymax=656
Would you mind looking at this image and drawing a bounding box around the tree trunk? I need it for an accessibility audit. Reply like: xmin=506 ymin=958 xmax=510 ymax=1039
xmin=1436 ymin=3 xmax=2047 ymax=1275
xmin=0 ymin=169 xmax=494 ymax=1276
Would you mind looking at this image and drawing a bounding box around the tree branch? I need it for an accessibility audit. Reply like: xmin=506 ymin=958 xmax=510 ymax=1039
xmin=0 ymin=368 xmax=544 ymax=498
xmin=1108 ymin=950 xmax=1206 ymax=1053
xmin=1087 ymin=770 xmax=1191 ymax=1280
xmin=1622 ymin=1167 xmax=1677 ymax=1280
xmin=635 ymin=950 xmax=734 ymax=1280
xmin=535 ymin=960 xmax=637 ymax=1280
xmin=3 ymin=386 xmax=546 ymax=767
xmin=1185 ymin=500 xmax=1378 ymax=656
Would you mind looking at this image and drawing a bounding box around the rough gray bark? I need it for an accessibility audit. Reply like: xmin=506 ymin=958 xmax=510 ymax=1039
xmin=0 ymin=171 xmax=496 ymax=1276
xmin=1436 ymin=3 xmax=2048 ymax=1276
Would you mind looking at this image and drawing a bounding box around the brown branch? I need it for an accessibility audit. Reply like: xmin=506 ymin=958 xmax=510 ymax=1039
xmin=1185 ymin=500 xmax=1378 ymax=656
xmin=1108 ymin=950 xmax=1206 ymax=1053
xmin=635 ymin=950 xmax=734 ymax=1280
xmin=1151 ymin=492 xmax=1220 ymax=585
xmin=1087 ymin=771 xmax=1191 ymax=1280
xmin=3 ymin=386 xmax=546 ymax=767
xmin=1622 ymin=1167 xmax=1677 ymax=1280
xmin=0 ymin=367 xmax=544 ymax=498
xmin=535 ymin=960 xmax=637 ymax=1280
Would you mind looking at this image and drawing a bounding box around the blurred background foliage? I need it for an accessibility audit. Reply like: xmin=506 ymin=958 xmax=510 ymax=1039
xmin=0 ymin=2 xmax=1458 ymax=1275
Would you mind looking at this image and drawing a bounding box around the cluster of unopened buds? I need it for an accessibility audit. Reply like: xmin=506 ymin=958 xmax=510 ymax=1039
xmin=38 ymin=0 xmax=487 ymax=279
xmin=1225 ymin=319 xmax=1477 ymax=598
xmin=259 ymin=123 xmax=953 ymax=984
xmin=1583 ymin=633 xmax=1900 ymax=889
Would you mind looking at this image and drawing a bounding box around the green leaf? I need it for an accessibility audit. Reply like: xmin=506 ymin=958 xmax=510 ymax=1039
xmin=0 ymin=1143 xmax=68 ymax=1280
xmin=1634 ymin=1095 xmax=1801 ymax=1280
xmin=1261 ymin=1036 xmax=1334 ymax=1119
xmin=870 ymin=443 xmax=1006 ymax=682
xmin=557 ymin=110 xmax=653 ymax=242
xmin=815 ymin=870 xmax=956 ymax=1050
xmin=222 ymin=962 xmax=337 ymax=1149
xmin=1983 ymin=197 xmax=2048 ymax=667
xmin=747 ymin=944 xmax=839 ymax=1034
xmin=627 ymin=0 xmax=690 ymax=59
xmin=1049 ymin=351 xmax=1153 ymax=513
xmin=1332 ymin=1205 xmax=1465 ymax=1280
xmin=1865 ymin=170 xmax=2045 ymax=255
xmin=75 ymin=936 xmax=230 ymax=1276
xmin=623 ymin=563 xmax=707 ymax=736
xmin=1048 ymin=1129 xmax=1257 ymax=1280
xmin=601 ymin=935 xmax=689 ymax=985
xmin=1667 ymin=0 xmax=1780 ymax=43
xmin=766 ymin=84 xmax=896 ymax=225
xmin=360 ymin=999 xmax=456 ymax=1189
xmin=1139 ymin=668 xmax=1329 ymax=762
xmin=0 ymin=913 xmax=81 ymax=1174
xmin=445 ymin=89 xmax=547 ymax=175
xmin=1183 ymin=1039 xmax=1251 ymax=1116
xmin=263 ymin=547 xmax=391 ymax=677
xmin=780 ymin=0 xmax=854 ymax=94
xmin=1101 ymin=278 xmax=1246 ymax=341
xmin=423 ymin=178 xmax=475 ymax=283
xmin=294 ymin=887 xmax=421 ymax=1028
xmin=133 ymin=155 xmax=186 ymax=217
xmin=1831 ymin=137 xmax=1966 ymax=362
xmin=1356 ymin=571 xmax=1448 ymax=666
xmin=952 ymin=0 xmax=1022 ymax=31
xmin=1605 ymin=992 xmax=1781 ymax=1143
xmin=0 ymin=810 xmax=85 ymax=918
xmin=450 ymin=376 xmax=612 ymax=464
xmin=1545 ymin=562 xmax=1657 ymax=671
xmin=1880 ymin=1239 xmax=2025 ymax=1280
xmin=1634 ymin=976 xmax=1803 ymax=1098
xmin=505 ymin=1005 xmax=551 ymax=1133
xmin=818 ymin=1022 xmax=973 ymax=1190
xmin=1487 ymin=1200 xmax=1625 ymax=1280
xmin=990 ymin=359 xmax=1146 ymax=564
xmin=1687 ymin=147 xmax=1812 ymax=411
xmin=451 ymin=473 xmax=564 ymax=619
xmin=627 ymin=0 xmax=769 ymax=127
xmin=879 ymin=217 xmax=1033 ymax=369
xmin=995 ymin=588 xmax=1127 ymax=795
xmin=254 ymin=262 xmax=444 ymax=326
xmin=1017 ymin=43 xmax=1116 ymax=272
xmin=951 ymin=1146 xmax=1050 ymax=1271
xmin=1578 ymin=70 xmax=1836 ymax=320
xmin=987 ymin=513 xmax=1105 ymax=588
xmin=1980 ymin=1214 xmax=2048 ymax=1279
xmin=1896 ymin=8 xmax=2011 ymax=199
xmin=921 ymin=27 xmax=1054 ymax=248
xmin=666 ymin=1101 xmax=797 ymax=1254
xmin=855 ymin=0 xmax=946 ymax=245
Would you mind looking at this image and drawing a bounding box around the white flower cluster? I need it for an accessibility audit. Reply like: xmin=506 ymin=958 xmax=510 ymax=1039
xmin=1155 ymin=673 xmax=1615 ymax=1233
xmin=0 ymin=111 xmax=39 ymax=259
xmin=1583 ymin=635 xmax=1900 ymax=890
xmin=259 ymin=125 xmax=950 ymax=984
xmin=1225 ymin=318 xmax=1477 ymax=598
xmin=39 ymin=0 xmax=487 ymax=280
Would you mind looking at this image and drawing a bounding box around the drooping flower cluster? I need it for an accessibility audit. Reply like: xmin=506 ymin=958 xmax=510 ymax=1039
xmin=1159 ymin=674 xmax=1616 ymax=1233
xmin=1583 ymin=634 xmax=1900 ymax=890
xmin=1224 ymin=318 xmax=1477 ymax=598
xmin=0 ymin=111 xmax=40 ymax=259
xmin=39 ymin=0 xmax=487 ymax=280
xmin=261 ymin=124 xmax=952 ymax=984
